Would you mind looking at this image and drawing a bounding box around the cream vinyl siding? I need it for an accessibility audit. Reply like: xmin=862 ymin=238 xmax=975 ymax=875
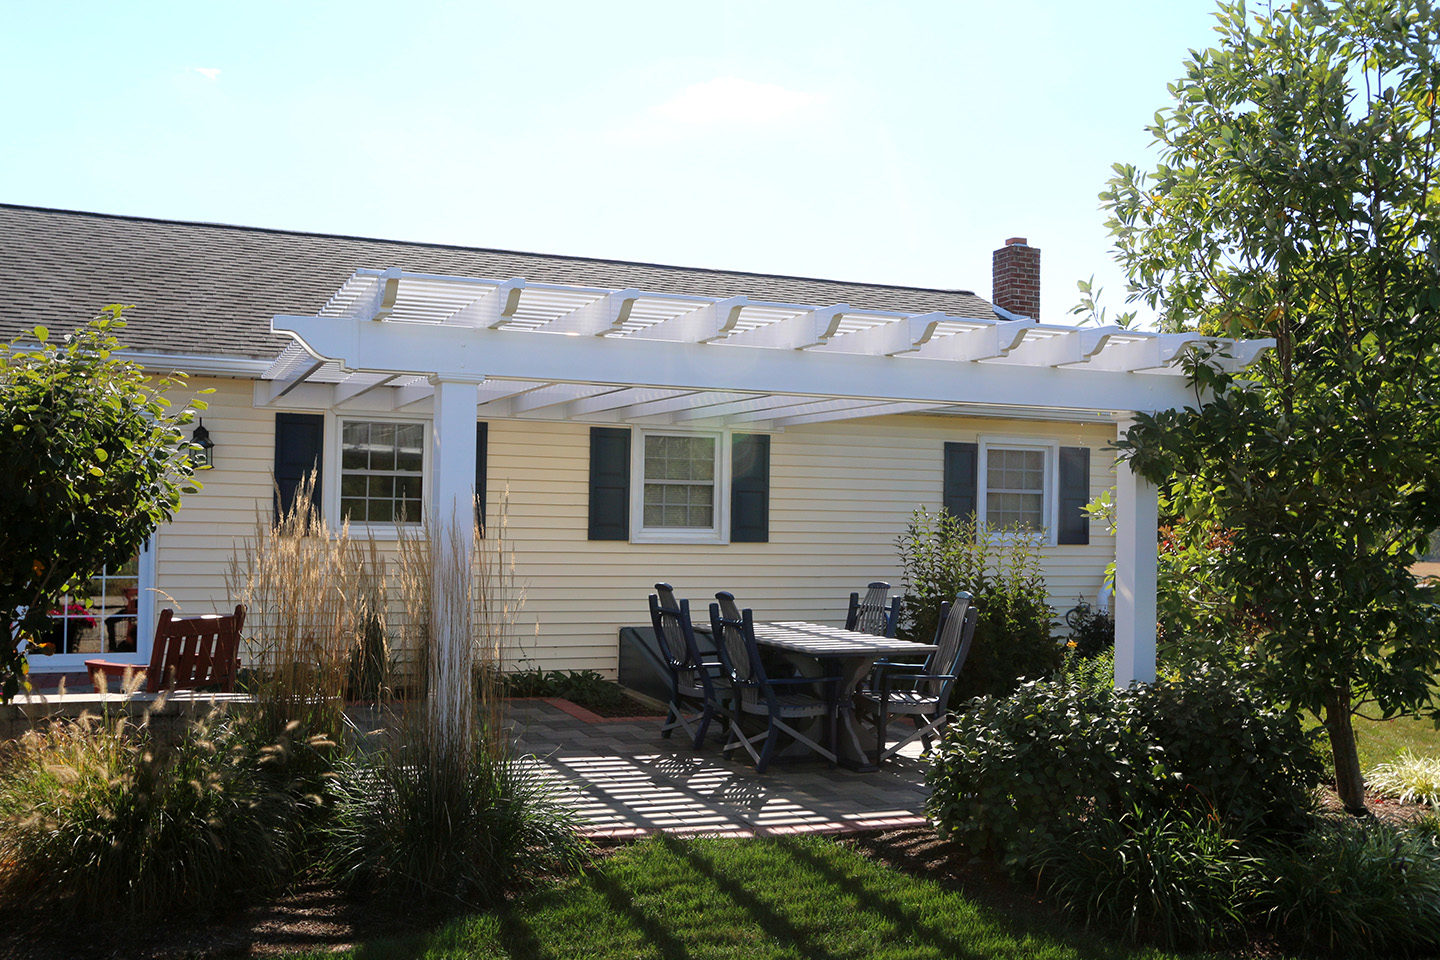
xmin=152 ymin=377 xmax=277 ymax=619
xmin=151 ymin=377 xmax=1117 ymax=676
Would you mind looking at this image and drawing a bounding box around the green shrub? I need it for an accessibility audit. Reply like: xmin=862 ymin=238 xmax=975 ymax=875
xmin=501 ymin=668 xmax=631 ymax=713
xmin=1060 ymin=647 xmax=1115 ymax=692
xmin=1035 ymin=809 xmax=1258 ymax=950
xmin=1063 ymin=599 xmax=1114 ymax=659
xmin=896 ymin=507 xmax=1058 ymax=699
xmin=1258 ymin=819 xmax=1440 ymax=957
xmin=323 ymin=732 xmax=587 ymax=907
xmin=1139 ymin=667 xmax=1322 ymax=836
xmin=927 ymin=669 xmax=1323 ymax=867
xmin=0 ymin=711 xmax=313 ymax=920
xmin=927 ymin=676 xmax=1156 ymax=865
xmin=1368 ymin=751 xmax=1440 ymax=809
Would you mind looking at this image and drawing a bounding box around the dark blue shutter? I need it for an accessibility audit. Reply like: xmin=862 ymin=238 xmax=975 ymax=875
xmin=942 ymin=442 xmax=978 ymax=520
xmin=730 ymin=433 xmax=770 ymax=543
xmin=588 ymin=427 xmax=630 ymax=540
xmin=1057 ymin=446 xmax=1091 ymax=545
xmin=273 ymin=413 xmax=324 ymax=522
xmin=476 ymin=421 xmax=488 ymax=537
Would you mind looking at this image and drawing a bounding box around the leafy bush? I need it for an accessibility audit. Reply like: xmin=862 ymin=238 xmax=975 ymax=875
xmin=323 ymin=733 xmax=587 ymax=908
xmin=0 ymin=710 xmax=315 ymax=920
xmin=1063 ymin=599 xmax=1114 ymax=659
xmin=927 ymin=676 xmax=1155 ymax=865
xmin=1060 ymin=647 xmax=1115 ymax=693
xmin=896 ymin=507 xmax=1058 ymax=699
xmin=1368 ymin=751 xmax=1440 ymax=809
xmin=1258 ymin=819 xmax=1440 ymax=957
xmin=501 ymin=668 xmax=631 ymax=713
xmin=1139 ymin=667 xmax=1322 ymax=836
xmin=1035 ymin=809 xmax=1258 ymax=950
xmin=927 ymin=668 xmax=1323 ymax=867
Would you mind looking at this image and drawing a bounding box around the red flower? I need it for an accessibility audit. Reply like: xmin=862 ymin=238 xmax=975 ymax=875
xmin=50 ymin=603 xmax=97 ymax=629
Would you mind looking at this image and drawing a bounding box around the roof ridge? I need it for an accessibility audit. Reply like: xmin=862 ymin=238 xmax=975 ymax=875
xmin=0 ymin=202 xmax=981 ymax=299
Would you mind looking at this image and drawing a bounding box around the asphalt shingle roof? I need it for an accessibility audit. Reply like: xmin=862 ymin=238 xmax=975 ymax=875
xmin=0 ymin=205 xmax=996 ymax=362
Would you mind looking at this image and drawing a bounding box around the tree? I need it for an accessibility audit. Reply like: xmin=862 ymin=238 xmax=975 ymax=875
xmin=0 ymin=307 xmax=206 ymax=701
xmin=1101 ymin=0 xmax=1440 ymax=813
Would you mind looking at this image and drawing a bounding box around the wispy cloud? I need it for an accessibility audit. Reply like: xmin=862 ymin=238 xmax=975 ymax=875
xmin=191 ymin=67 xmax=222 ymax=80
xmin=648 ymin=77 xmax=825 ymax=127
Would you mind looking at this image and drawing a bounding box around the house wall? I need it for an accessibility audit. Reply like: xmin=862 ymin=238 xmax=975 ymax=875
xmin=119 ymin=375 xmax=1119 ymax=677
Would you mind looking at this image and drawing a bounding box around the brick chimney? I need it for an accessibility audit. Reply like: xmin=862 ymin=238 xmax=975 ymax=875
xmin=992 ymin=237 xmax=1040 ymax=319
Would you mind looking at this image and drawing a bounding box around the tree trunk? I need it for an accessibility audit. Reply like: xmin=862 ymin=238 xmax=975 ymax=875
xmin=1324 ymin=683 xmax=1368 ymax=816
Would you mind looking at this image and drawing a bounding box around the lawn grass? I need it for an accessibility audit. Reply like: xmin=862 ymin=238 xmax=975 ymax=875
xmin=282 ymin=834 xmax=1234 ymax=960
xmin=1353 ymin=711 xmax=1440 ymax=771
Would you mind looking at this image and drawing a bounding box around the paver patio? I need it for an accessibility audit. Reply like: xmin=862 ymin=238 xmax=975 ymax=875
xmin=507 ymin=699 xmax=931 ymax=838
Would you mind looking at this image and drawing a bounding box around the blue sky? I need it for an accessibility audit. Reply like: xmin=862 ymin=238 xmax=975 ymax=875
xmin=1 ymin=1 xmax=1221 ymax=322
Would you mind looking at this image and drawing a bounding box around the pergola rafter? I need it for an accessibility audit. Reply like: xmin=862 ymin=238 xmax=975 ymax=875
xmin=260 ymin=267 xmax=1266 ymax=431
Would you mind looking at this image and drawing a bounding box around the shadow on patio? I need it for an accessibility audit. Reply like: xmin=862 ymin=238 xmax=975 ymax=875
xmin=508 ymin=699 xmax=931 ymax=838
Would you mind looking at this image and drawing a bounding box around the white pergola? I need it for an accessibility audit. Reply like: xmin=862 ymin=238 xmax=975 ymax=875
xmin=263 ymin=267 xmax=1270 ymax=694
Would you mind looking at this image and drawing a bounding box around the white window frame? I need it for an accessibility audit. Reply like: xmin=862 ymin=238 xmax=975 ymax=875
xmin=325 ymin=413 xmax=430 ymax=538
xmin=630 ymin=428 xmax=731 ymax=544
xmin=27 ymin=538 xmax=157 ymax=674
xmin=977 ymin=437 xmax=1058 ymax=546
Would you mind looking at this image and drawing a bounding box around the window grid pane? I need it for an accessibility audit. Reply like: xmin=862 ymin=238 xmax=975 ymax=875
xmin=641 ymin=434 xmax=718 ymax=530
xmin=986 ymin=448 xmax=1046 ymax=532
xmin=340 ymin=419 xmax=425 ymax=525
xmin=45 ymin=554 xmax=141 ymax=655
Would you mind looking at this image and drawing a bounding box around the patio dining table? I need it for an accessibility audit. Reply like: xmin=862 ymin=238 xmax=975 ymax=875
xmin=752 ymin=621 xmax=936 ymax=771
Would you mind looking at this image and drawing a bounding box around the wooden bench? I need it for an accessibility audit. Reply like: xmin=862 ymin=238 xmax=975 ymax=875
xmin=86 ymin=605 xmax=245 ymax=694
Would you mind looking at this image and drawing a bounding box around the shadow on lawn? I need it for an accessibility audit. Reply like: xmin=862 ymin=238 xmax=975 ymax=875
xmin=825 ymin=831 xmax=1155 ymax=960
xmin=659 ymin=833 xmax=848 ymax=960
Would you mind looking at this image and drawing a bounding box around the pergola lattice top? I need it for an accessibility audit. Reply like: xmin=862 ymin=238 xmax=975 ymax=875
xmin=263 ymin=268 xmax=1271 ymax=428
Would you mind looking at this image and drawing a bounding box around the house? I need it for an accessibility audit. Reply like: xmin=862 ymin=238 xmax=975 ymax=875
xmin=0 ymin=204 xmax=1268 ymax=688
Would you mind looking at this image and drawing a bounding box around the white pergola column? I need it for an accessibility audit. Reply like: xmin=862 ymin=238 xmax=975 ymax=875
xmin=1114 ymin=416 xmax=1159 ymax=687
xmin=427 ymin=376 xmax=481 ymax=746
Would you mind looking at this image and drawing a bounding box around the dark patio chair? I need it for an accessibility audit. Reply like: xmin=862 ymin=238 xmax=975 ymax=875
xmin=845 ymin=581 xmax=901 ymax=637
xmin=648 ymin=583 xmax=725 ymax=749
xmin=709 ymin=592 xmax=839 ymax=774
xmin=857 ymin=593 xmax=977 ymax=766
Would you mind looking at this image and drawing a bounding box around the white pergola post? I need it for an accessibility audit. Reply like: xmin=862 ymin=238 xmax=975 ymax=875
xmin=427 ymin=376 xmax=481 ymax=748
xmin=1114 ymin=416 xmax=1159 ymax=687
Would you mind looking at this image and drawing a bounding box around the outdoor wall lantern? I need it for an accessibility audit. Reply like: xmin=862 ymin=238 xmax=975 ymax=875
xmin=190 ymin=419 xmax=215 ymax=470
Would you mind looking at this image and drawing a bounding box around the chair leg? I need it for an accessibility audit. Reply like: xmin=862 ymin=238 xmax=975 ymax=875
xmin=692 ymin=703 xmax=714 ymax=750
xmin=756 ymin=723 xmax=781 ymax=774
xmin=879 ymin=712 xmax=948 ymax=763
xmin=827 ymin=706 xmax=838 ymax=769
xmin=876 ymin=711 xmax=889 ymax=768
xmin=661 ymin=703 xmax=678 ymax=738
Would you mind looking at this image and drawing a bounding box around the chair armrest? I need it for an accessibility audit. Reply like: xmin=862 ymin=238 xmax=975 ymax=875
xmin=869 ymin=658 xmax=928 ymax=676
xmin=84 ymin=658 xmax=146 ymax=678
xmin=84 ymin=659 xmax=148 ymax=694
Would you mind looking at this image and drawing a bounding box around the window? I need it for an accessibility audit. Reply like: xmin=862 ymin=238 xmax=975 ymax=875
xmin=632 ymin=430 xmax=725 ymax=542
xmin=31 ymin=542 xmax=155 ymax=672
xmin=978 ymin=440 xmax=1056 ymax=541
xmin=986 ymin=447 xmax=1046 ymax=530
xmin=339 ymin=419 xmax=425 ymax=524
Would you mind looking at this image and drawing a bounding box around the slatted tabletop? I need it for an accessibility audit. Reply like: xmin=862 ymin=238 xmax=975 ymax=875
xmin=752 ymin=621 xmax=935 ymax=659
